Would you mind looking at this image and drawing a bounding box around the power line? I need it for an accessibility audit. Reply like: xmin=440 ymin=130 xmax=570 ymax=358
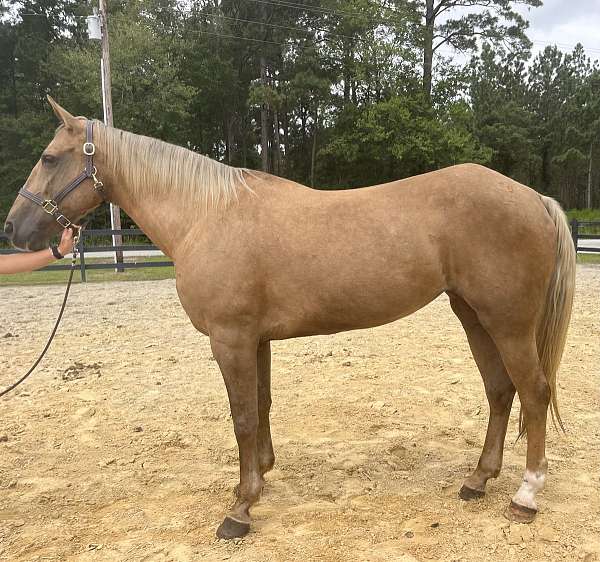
xmin=18 ymin=13 xmax=88 ymax=19
xmin=15 ymin=9 xmax=600 ymax=55
xmin=245 ymin=0 xmax=409 ymax=30
xmin=190 ymin=28 xmax=287 ymax=46
xmin=248 ymin=0 xmax=380 ymax=18
xmin=200 ymin=12 xmax=424 ymax=51
xmin=531 ymin=39 xmax=600 ymax=55
xmin=205 ymin=12 xmax=360 ymax=43
xmin=3 ymin=10 xmax=462 ymax=56
xmin=187 ymin=27 xmax=459 ymax=58
xmin=242 ymin=0 xmax=600 ymax=56
xmin=187 ymin=27 xmax=364 ymax=51
xmin=17 ymin=7 xmax=399 ymax=48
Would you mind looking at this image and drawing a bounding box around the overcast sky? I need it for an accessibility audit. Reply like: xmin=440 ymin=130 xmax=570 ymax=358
xmin=517 ymin=0 xmax=600 ymax=61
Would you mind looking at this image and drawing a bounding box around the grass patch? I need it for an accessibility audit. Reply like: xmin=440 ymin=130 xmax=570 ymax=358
xmin=567 ymin=209 xmax=600 ymax=235
xmin=567 ymin=208 xmax=600 ymax=222
xmin=577 ymin=253 xmax=600 ymax=265
xmin=0 ymin=256 xmax=174 ymax=286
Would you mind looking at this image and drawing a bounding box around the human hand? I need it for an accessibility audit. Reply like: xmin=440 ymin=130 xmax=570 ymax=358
xmin=57 ymin=228 xmax=75 ymax=256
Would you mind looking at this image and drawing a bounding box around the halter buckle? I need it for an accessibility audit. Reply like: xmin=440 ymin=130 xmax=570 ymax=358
xmin=56 ymin=214 xmax=72 ymax=228
xmin=42 ymin=199 xmax=58 ymax=215
xmin=83 ymin=142 xmax=96 ymax=156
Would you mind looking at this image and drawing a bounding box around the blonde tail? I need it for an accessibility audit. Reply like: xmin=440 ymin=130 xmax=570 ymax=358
xmin=529 ymin=196 xmax=576 ymax=433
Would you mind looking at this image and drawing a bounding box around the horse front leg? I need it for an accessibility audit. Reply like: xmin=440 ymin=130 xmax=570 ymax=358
xmin=210 ymin=331 xmax=263 ymax=539
xmin=232 ymin=341 xmax=275 ymax=498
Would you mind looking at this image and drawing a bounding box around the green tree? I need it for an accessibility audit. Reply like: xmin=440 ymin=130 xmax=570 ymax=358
xmin=470 ymin=44 xmax=538 ymax=185
xmin=528 ymin=44 xmax=599 ymax=206
xmin=1 ymin=0 xmax=598 ymax=227
xmin=416 ymin=0 xmax=542 ymax=100
xmin=319 ymin=94 xmax=490 ymax=187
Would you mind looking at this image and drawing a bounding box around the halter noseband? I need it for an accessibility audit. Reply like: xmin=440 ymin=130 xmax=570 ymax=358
xmin=18 ymin=120 xmax=104 ymax=228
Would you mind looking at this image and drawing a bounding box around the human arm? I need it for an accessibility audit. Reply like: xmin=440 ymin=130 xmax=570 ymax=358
xmin=0 ymin=229 xmax=74 ymax=274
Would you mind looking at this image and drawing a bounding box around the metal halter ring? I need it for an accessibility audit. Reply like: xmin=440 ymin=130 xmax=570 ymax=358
xmin=83 ymin=142 xmax=96 ymax=156
xmin=91 ymin=166 xmax=104 ymax=192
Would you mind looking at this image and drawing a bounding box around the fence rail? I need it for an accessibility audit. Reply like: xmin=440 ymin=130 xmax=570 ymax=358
xmin=0 ymin=221 xmax=598 ymax=282
xmin=570 ymin=220 xmax=600 ymax=254
xmin=0 ymin=228 xmax=173 ymax=282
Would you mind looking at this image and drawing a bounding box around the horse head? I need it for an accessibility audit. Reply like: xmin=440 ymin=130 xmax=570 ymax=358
xmin=4 ymin=97 xmax=104 ymax=251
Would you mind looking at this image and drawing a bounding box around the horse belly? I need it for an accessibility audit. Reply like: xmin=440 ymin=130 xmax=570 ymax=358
xmin=264 ymin=248 xmax=446 ymax=339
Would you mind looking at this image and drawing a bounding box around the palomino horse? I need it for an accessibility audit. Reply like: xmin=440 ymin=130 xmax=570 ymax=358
xmin=4 ymin=98 xmax=575 ymax=539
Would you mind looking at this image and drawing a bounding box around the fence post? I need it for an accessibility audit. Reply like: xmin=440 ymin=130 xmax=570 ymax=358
xmin=570 ymin=218 xmax=579 ymax=253
xmin=79 ymin=231 xmax=87 ymax=282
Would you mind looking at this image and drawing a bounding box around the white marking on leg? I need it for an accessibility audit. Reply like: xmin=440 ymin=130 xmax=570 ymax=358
xmin=512 ymin=468 xmax=547 ymax=510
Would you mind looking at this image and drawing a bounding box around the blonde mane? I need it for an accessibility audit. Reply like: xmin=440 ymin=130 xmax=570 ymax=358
xmin=95 ymin=121 xmax=248 ymax=208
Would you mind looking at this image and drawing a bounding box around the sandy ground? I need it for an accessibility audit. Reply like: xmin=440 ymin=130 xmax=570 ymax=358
xmin=0 ymin=266 xmax=598 ymax=562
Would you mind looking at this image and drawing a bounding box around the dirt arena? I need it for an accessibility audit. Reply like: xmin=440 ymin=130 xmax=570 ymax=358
xmin=0 ymin=266 xmax=598 ymax=562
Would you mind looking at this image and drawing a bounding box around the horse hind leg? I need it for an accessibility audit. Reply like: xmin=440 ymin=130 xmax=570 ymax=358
xmin=449 ymin=295 xmax=516 ymax=499
xmin=492 ymin=331 xmax=551 ymax=523
xmin=257 ymin=341 xmax=275 ymax=476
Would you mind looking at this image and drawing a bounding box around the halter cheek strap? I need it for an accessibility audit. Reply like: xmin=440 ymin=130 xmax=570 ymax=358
xmin=18 ymin=120 xmax=104 ymax=228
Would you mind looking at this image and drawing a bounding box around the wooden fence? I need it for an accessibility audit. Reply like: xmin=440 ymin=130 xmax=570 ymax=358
xmin=0 ymin=228 xmax=173 ymax=282
xmin=570 ymin=220 xmax=600 ymax=254
xmin=0 ymin=221 xmax=598 ymax=282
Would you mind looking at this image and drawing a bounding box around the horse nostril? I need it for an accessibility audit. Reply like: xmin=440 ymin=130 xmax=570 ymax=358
xmin=4 ymin=221 xmax=14 ymax=236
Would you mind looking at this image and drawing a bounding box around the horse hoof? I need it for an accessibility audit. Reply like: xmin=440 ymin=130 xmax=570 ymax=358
xmin=216 ymin=516 xmax=250 ymax=540
xmin=458 ymin=485 xmax=485 ymax=501
xmin=504 ymin=501 xmax=537 ymax=524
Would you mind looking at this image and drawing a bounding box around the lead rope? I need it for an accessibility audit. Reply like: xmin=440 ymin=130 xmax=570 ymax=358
xmin=0 ymin=227 xmax=81 ymax=399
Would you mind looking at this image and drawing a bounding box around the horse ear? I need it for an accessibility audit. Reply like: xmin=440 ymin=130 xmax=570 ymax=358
xmin=47 ymin=95 xmax=77 ymax=130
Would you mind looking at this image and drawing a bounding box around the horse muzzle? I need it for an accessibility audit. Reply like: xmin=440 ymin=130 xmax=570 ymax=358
xmin=3 ymin=217 xmax=50 ymax=251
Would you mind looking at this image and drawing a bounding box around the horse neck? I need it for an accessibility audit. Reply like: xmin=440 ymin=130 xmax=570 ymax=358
xmin=106 ymin=181 xmax=190 ymax=259
xmin=94 ymin=131 xmax=205 ymax=259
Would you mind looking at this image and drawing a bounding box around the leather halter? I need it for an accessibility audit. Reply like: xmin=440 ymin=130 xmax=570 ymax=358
xmin=18 ymin=120 xmax=104 ymax=228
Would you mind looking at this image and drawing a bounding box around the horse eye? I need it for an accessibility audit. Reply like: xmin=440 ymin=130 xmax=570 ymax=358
xmin=41 ymin=154 xmax=57 ymax=165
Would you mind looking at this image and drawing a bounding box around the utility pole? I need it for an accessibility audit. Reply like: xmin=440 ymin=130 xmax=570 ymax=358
xmin=587 ymin=141 xmax=593 ymax=209
xmin=259 ymin=0 xmax=269 ymax=172
xmin=98 ymin=0 xmax=124 ymax=270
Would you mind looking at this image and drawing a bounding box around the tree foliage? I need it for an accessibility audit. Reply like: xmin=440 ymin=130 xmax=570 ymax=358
xmin=0 ymin=0 xmax=598 ymax=227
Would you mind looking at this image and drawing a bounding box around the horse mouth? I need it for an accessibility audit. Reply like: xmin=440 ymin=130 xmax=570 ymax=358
xmin=26 ymin=238 xmax=51 ymax=252
xmin=10 ymin=230 xmax=50 ymax=252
